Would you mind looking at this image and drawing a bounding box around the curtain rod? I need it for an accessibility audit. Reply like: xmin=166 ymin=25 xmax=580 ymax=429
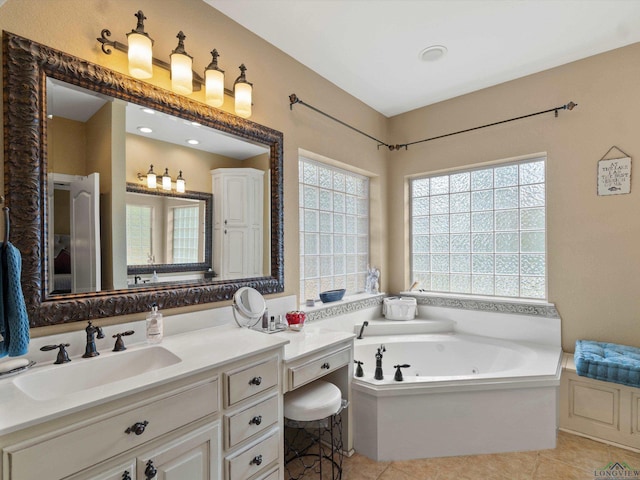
xmin=289 ymin=93 xmax=577 ymax=151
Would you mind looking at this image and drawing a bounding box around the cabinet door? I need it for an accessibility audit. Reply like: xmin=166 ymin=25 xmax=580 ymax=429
xmin=223 ymin=175 xmax=248 ymax=227
xmin=137 ymin=422 xmax=220 ymax=480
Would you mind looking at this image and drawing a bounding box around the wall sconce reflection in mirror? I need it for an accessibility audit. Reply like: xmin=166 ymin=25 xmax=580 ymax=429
xmin=97 ymin=10 xmax=253 ymax=117
xmin=137 ymin=165 xmax=186 ymax=193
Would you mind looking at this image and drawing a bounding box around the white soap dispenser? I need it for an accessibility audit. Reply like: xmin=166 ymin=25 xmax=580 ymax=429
xmin=146 ymin=303 xmax=163 ymax=344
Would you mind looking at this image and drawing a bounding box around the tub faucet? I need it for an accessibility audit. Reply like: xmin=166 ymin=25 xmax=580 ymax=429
xmin=374 ymin=344 xmax=386 ymax=380
xmin=394 ymin=364 xmax=411 ymax=382
xmin=83 ymin=321 xmax=104 ymax=358
xmin=357 ymin=321 xmax=369 ymax=339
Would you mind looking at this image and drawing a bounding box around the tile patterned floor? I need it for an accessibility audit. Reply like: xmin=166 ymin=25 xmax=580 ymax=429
xmin=291 ymin=431 xmax=640 ymax=480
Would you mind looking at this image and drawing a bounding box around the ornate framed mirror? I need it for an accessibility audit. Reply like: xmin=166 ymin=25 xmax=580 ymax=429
xmin=3 ymin=31 xmax=284 ymax=327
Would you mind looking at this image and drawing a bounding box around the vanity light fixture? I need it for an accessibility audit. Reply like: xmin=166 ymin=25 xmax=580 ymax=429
xmin=138 ymin=165 xmax=186 ymax=192
xmin=126 ymin=11 xmax=154 ymax=79
xmin=205 ymin=49 xmax=225 ymax=108
xmin=170 ymin=31 xmax=193 ymax=95
xmin=176 ymin=171 xmax=186 ymax=193
xmin=234 ymin=64 xmax=253 ymax=119
xmin=97 ymin=10 xmax=255 ymax=118
xmin=162 ymin=168 xmax=172 ymax=191
xmin=141 ymin=164 xmax=157 ymax=188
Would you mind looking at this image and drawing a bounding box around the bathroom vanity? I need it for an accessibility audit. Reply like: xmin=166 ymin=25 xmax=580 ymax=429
xmin=0 ymin=325 xmax=288 ymax=480
xmin=0 ymin=319 xmax=356 ymax=480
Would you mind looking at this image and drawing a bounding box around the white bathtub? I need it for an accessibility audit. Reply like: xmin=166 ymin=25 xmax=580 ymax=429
xmin=352 ymin=331 xmax=563 ymax=461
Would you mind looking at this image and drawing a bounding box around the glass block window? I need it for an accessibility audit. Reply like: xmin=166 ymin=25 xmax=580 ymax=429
xmin=410 ymin=157 xmax=546 ymax=299
xmin=299 ymin=157 xmax=369 ymax=300
xmin=126 ymin=204 xmax=153 ymax=265
xmin=171 ymin=205 xmax=200 ymax=263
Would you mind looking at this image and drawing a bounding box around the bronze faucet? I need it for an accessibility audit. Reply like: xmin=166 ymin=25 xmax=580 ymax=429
xmin=83 ymin=321 xmax=104 ymax=358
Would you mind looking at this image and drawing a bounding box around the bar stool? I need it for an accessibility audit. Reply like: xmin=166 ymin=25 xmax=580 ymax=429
xmin=284 ymin=380 xmax=347 ymax=480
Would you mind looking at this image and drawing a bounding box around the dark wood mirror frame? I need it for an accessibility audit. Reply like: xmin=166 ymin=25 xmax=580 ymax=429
xmin=125 ymin=183 xmax=213 ymax=276
xmin=3 ymin=32 xmax=284 ymax=327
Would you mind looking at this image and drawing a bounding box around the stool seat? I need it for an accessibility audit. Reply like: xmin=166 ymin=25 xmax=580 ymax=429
xmin=284 ymin=380 xmax=342 ymax=422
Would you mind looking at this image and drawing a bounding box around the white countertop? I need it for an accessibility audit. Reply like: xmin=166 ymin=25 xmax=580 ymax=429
xmin=0 ymin=324 xmax=288 ymax=436
xmin=276 ymin=327 xmax=355 ymax=362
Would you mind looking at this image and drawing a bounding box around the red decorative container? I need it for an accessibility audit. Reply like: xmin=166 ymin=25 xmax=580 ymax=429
xmin=285 ymin=311 xmax=306 ymax=331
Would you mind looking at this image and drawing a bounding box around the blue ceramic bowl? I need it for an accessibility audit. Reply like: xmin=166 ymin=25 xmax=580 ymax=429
xmin=319 ymin=288 xmax=346 ymax=303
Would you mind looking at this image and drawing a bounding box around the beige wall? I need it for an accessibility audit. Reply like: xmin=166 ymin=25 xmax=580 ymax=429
xmin=0 ymin=0 xmax=389 ymax=333
xmin=3 ymin=1 xmax=638 ymax=351
xmin=388 ymin=43 xmax=640 ymax=352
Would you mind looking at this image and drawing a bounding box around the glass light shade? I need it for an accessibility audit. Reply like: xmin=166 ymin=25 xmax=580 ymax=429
xmin=176 ymin=171 xmax=186 ymax=193
xmin=146 ymin=165 xmax=157 ymax=189
xmin=162 ymin=169 xmax=172 ymax=191
xmin=234 ymin=82 xmax=252 ymax=118
xmin=205 ymin=68 xmax=225 ymax=107
xmin=127 ymin=32 xmax=153 ymax=79
xmin=171 ymin=53 xmax=193 ymax=95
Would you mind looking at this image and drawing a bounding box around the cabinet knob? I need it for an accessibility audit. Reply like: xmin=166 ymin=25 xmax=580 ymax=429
xmin=249 ymin=415 xmax=263 ymax=426
xmin=249 ymin=376 xmax=262 ymax=386
xmin=321 ymin=362 xmax=331 ymax=369
xmin=122 ymin=471 xmax=132 ymax=480
xmin=125 ymin=420 xmax=149 ymax=435
xmin=250 ymin=454 xmax=263 ymax=466
xmin=144 ymin=460 xmax=157 ymax=479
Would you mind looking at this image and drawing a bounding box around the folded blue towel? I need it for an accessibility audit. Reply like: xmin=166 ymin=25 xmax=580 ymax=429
xmin=575 ymin=340 xmax=640 ymax=388
xmin=0 ymin=242 xmax=29 ymax=357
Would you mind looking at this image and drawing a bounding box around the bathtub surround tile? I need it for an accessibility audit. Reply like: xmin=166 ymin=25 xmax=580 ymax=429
xmin=305 ymin=294 xmax=384 ymax=322
xmin=407 ymin=293 xmax=560 ymax=318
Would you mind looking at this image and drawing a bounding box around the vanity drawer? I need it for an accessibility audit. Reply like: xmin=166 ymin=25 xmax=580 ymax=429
xmin=226 ymin=394 xmax=279 ymax=448
xmin=225 ymin=430 xmax=279 ymax=480
xmin=289 ymin=347 xmax=351 ymax=390
xmin=225 ymin=356 xmax=278 ymax=406
xmin=5 ymin=378 xmax=218 ymax=480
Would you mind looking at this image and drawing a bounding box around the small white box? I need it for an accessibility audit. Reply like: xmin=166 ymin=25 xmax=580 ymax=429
xmin=382 ymin=297 xmax=417 ymax=321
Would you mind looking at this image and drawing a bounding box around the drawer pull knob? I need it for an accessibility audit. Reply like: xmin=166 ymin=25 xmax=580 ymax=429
xmin=122 ymin=472 xmax=132 ymax=480
xmin=125 ymin=420 xmax=149 ymax=435
xmin=144 ymin=460 xmax=157 ymax=479
xmin=321 ymin=362 xmax=331 ymax=369
xmin=249 ymin=376 xmax=262 ymax=386
xmin=250 ymin=454 xmax=263 ymax=466
xmin=249 ymin=415 xmax=263 ymax=426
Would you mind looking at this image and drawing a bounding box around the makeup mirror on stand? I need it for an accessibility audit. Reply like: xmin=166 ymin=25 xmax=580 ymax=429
xmin=232 ymin=287 xmax=266 ymax=328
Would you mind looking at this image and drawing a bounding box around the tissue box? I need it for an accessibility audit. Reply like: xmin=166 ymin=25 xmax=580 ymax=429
xmin=383 ymin=297 xmax=417 ymax=321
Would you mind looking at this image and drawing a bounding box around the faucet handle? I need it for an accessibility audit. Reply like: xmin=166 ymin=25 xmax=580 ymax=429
xmin=112 ymin=330 xmax=135 ymax=352
xmin=393 ymin=364 xmax=411 ymax=382
xmin=354 ymin=360 xmax=364 ymax=377
xmin=40 ymin=344 xmax=71 ymax=364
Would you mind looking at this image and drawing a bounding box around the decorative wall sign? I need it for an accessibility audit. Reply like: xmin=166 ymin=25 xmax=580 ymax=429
xmin=597 ymin=146 xmax=631 ymax=196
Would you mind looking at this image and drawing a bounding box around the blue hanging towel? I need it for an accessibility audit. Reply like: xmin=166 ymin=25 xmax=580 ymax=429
xmin=0 ymin=242 xmax=29 ymax=357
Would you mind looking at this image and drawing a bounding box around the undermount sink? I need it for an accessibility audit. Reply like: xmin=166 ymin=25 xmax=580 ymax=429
xmin=13 ymin=346 xmax=181 ymax=401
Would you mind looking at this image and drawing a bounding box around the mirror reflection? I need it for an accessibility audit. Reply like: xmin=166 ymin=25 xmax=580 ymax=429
xmin=46 ymin=78 xmax=271 ymax=296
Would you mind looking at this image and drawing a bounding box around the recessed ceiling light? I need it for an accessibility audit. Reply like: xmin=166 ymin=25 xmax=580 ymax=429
xmin=419 ymin=45 xmax=447 ymax=62
xmin=137 ymin=126 xmax=153 ymax=134
xmin=187 ymin=139 xmax=200 ymax=145
xmin=141 ymin=108 xmax=155 ymax=115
